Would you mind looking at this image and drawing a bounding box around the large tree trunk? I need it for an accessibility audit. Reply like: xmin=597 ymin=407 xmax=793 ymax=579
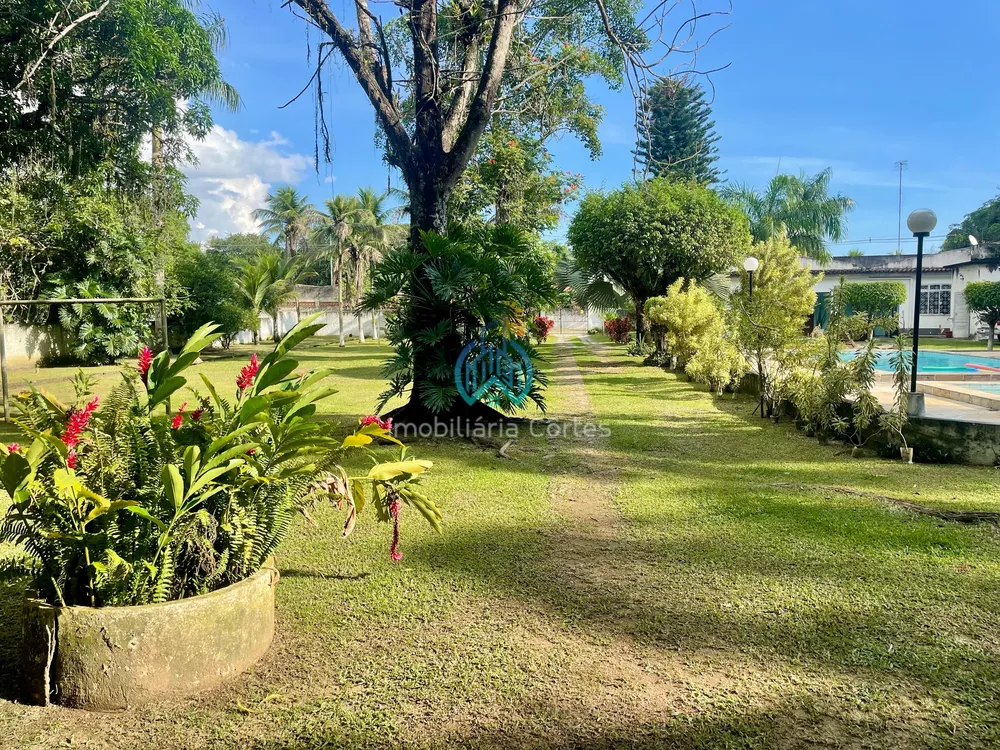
xmin=634 ymin=297 xmax=648 ymax=343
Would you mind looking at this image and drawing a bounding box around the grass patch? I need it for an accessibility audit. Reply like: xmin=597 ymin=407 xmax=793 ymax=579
xmin=1 ymin=338 xmax=999 ymax=748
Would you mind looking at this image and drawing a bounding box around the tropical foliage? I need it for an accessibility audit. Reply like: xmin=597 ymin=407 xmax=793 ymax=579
xmin=362 ymin=226 xmax=556 ymax=415
xmin=253 ymin=187 xmax=317 ymax=259
xmin=0 ymin=317 xmax=440 ymax=607
xmin=646 ymin=279 xmax=724 ymax=369
xmin=450 ymin=131 xmax=583 ymax=233
xmin=840 ymin=281 xmax=906 ymax=323
xmin=174 ymin=245 xmax=255 ymax=348
xmin=942 ymin=193 xmax=1000 ymax=251
xmin=634 ymin=79 xmax=722 ymax=184
xmin=569 ymin=178 xmax=750 ymax=339
xmin=720 ymin=169 xmax=854 ymax=263
xmin=731 ymin=234 xmax=818 ymax=417
xmin=964 ymin=281 xmax=1000 ymax=350
xmin=603 ymin=316 xmax=633 ymax=344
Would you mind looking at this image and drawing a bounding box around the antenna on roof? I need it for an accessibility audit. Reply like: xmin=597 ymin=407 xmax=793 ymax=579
xmin=969 ymin=234 xmax=980 ymax=248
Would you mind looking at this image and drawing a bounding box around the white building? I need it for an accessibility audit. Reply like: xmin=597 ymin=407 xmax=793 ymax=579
xmin=807 ymin=246 xmax=1000 ymax=338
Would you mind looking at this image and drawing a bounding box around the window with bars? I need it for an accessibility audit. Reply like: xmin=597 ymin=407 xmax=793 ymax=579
xmin=920 ymin=283 xmax=951 ymax=315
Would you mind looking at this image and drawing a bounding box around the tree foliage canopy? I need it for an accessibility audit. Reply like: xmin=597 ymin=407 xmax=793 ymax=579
xmin=840 ymin=281 xmax=906 ymax=319
xmin=943 ymin=194 xmax=1000 ymax=251
xmin=634 ymin=79 xmax=721 ymax=184
xmin=720 ymin=169 xmax=854 ymax=263
xmin=1 ymin=0 xmax=238 ymax=179
xmin=568 ymin=178 xmax=749 ymax=333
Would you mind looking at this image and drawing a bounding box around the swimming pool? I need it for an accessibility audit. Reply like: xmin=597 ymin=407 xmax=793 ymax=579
xmin=963 ymin=383 xmax=1000 ymax=393
xmin=841 ymin=349 xmax=1000 ymax=374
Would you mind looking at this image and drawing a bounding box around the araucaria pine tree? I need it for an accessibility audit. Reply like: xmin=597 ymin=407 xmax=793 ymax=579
xmin=635 ymin=79 xmax=722 ymax=184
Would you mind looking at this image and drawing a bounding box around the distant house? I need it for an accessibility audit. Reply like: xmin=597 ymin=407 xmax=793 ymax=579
xmin=732 ymin=246 xmax=1000 ymax=338
xmin=809 ymin=246 xmax=1000 ymax=337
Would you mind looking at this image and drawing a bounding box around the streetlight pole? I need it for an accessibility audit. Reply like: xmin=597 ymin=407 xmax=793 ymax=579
xmin=906 ymin=209 xmax=937 ymax=396
xmin=743 ymin=256 xmax=762 ymax=417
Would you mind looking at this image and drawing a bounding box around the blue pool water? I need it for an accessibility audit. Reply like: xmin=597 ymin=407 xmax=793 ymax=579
xmin=841 ymin=350 xmax=1000 ymax=373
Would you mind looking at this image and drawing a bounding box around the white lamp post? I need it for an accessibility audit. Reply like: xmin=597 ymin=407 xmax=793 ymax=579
xmin=743 ymin=256 xmax=759 ymax=298
xmin=906 ymin=209 xmax=937 ymax=396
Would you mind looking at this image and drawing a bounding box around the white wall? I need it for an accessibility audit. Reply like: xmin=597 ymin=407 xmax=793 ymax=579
xmin=1 ymin=324 xmax=72 ymax=364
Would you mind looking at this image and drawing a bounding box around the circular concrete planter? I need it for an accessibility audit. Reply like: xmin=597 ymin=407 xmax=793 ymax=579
xmin=20 ymin=561 xmax=278 ymax=710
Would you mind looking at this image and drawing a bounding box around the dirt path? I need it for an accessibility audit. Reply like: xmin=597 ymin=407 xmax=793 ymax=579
xmin=545 ymin=337 xmax=622 ymax=539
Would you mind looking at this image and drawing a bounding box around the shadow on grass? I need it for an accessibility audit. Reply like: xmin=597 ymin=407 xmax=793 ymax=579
xmin=404 ymin=512 xmax=1000 ymax=702
xmin=248 ymin=701 xmax=790 ymax=749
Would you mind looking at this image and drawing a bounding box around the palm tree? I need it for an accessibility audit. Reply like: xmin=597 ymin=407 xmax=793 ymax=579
xmin=720 ymin=168 xmax=854 ymax=263
xmin=253 ymin=186 xmax=317 ymax=259
xmin=312 ymin=195 xmax=367 ymax=346
xmin=354 ymin=187 xmax=406 ymax=342
xmin=235 ymin=252 xmax=276 ymax=345
xmin=236 ymin=250 xmax=316 ymax=343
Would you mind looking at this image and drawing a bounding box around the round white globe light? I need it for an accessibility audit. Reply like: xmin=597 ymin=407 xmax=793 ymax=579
xmin=906 ymin=209 xmax=937 ymax=235
xmin=743 ymin=256 xmax=759 ymax=273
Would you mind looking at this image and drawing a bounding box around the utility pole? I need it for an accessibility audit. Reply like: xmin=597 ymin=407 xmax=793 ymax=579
xmin=895 ymin=160 xmax=908 ymax=253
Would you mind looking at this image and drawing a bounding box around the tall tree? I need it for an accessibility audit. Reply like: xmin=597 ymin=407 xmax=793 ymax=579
xmin=568 ymin=178 xmax=750 ymax=340
xmin=312 ymin=195 xmax=368 ymax=346
xmin=943 ymin=194 xmax=1000 ymax=251
xmin=283 ymin=0 xmax=730 ymax=422
xmin=354 ymin=187 xmax=405 ymax=342
xmin=720 ymin=169 xmax=854 ymax=263
xmin=252 ymin=186 xmax=317 ymax=259
xmin=634 ymin=79 xmax=721 ymax=184
xmin=2 ymin=0 xmax=236 ymax=181
xmin=965 ymin=282 xmax=1000 ymax=351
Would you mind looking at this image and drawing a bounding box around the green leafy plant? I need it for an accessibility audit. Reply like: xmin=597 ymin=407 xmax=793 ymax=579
xmin=0 ymin=316 xmax=440 ymax=607
xmin=686 ymin=336 xmax=747 ymax=395
xmin=624 ymin=336 xmax=652 ymax=358
xmin=569 ymin=178 xmax=750 ymax=340
xmin=646 ymin=279 xmax=724 ymax=369
xmin=840 ymin=281 xmax=906 ymax=331
xmin=965 ymin=281 xmax=1000 ymax=350
xmin=361 ymin=225 xmax=555 ymax=416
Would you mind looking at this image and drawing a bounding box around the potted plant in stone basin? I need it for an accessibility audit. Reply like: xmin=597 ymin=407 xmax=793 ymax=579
xmin=0 ymin=316 xmax=441 ymax=709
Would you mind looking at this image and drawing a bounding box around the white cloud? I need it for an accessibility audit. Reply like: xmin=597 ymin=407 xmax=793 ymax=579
xmin=182 ymin=125 xmax=311 ymax=241
xmin=324 ymin=175 xmax=337 ymax=184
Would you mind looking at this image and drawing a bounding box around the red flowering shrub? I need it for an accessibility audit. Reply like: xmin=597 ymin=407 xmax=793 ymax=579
xmin=532 ymin=315 xmax=555 ymax=343
xmin=0 ymin=317 xmax=442 ymax=607
xmin=604 ymin=316 xmax=633 ymax=344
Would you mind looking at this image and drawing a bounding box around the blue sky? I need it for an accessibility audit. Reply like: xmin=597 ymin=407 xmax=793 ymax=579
xmin=187 ymin=0 xmax=1000 ymax=254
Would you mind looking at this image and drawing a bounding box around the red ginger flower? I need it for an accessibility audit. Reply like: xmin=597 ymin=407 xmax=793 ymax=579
xmin=6 ymin=443 xmax=21 ymax=453
xmin=67 ymin=449 xmax=78 ymax=470
xmin=191 ymin=407 xmax=203 ymax=422
xmin=171 ymin=402 xmax=187 ymax=430
xmin=62 ymin=397 xmax=99 ymax=448
xmin=137 ymin=346 xmax=153 ymax=385
xmin=236 ymin=353 xmax=259 ymax=392
xmin=389 ymin=496 xmax=402 ymax=562
xmin=360 ymin=414 xmax=392 ymax=431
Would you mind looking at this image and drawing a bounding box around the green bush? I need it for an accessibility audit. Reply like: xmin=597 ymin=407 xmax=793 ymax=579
xmin=965 ymin=281 xmax=1000 ymax=350
xmin=840 ymin=281 xmax=905 ymax=322
xmin=0 ymin=317 xmax=441 ymax=607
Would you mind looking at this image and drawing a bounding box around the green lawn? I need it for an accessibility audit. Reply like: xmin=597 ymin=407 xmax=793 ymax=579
xmin=2 ymin=338 xmax=1000 ymax=748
